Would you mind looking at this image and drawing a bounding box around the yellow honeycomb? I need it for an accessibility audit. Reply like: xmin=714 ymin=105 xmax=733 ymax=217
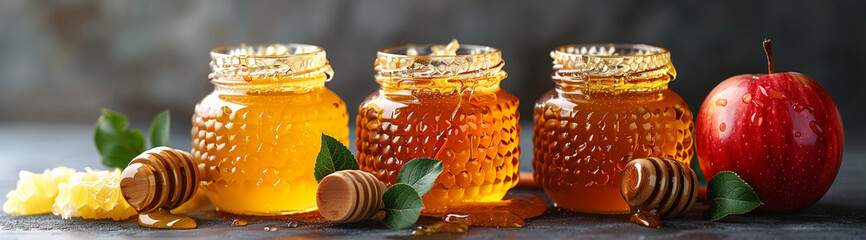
xmin=51 ymin=168 xmax=136 ymax=220
xmin=3 ymin=166 xmax=76 ymax=216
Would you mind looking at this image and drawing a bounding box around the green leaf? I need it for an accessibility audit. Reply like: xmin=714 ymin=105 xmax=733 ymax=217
xmin=314 ymin=134 xmax=358 ymax=182
xmin=703 ymin=171 xmax=764 ymax=221
xmin=148 ymin=110 xmax=171 ymax=148
xmin=382 ymin=183 xmax=425 ymax=229
xmin=94 ymin=109 xmax=146 ymax=169
xmin=396 ymin=158 xmax=444 ymax=196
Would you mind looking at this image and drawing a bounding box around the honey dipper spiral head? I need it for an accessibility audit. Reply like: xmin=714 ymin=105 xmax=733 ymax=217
xmin=316 ymin=170 xmax=387 ymax=223
xmin=620 ymin=157 xmax=698 ymax=219
xmin=120 ymin=147 xmax=198 ymax=213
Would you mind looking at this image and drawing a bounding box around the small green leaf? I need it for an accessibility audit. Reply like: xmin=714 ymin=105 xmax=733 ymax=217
xmin=94 ymin=109 xmax=146 ymax=169
xmin=148 ymin=110 xmax=171 ymax=148
xmin=382 ymin=183 xmax=425 ymax=229
xmin=396 ymin=158 xmax=444 ymax=196
xmin=314 ymin=134 xmax=358 ymax=182
xmin=703 ymin=171 xmax=764 ymax=221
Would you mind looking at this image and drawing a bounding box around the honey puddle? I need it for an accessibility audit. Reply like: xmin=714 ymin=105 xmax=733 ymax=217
xmin=222 ymin=210 xmax=330 ymax=230
xmin=629 ymin=211 xmax=662 ymax=228
xmin=231 ymin=219 xmax=248 ymax=226
xmin=136 ymin=194 xmax=543 ymax=233
xmin=138 ymin=210 xmax=197 ymax=229
xmin=418 ymin=194 xmax=547 ymax=232
xmin=413 ymin=216 xmax=469 ymax=236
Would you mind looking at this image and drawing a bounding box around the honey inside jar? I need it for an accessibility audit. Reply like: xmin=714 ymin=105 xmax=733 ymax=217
xmin=356 ymin=41 xmax=520 ymax=213
xmin=193 ymin=43 xmax=349 ymax=215
xmin=533 ymin=44 xmax=694 ymax=214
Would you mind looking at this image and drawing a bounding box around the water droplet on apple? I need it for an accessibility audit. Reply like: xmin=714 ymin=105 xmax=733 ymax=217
xmin=809 ymin=121 xmax=824 ymax=134
xmin=752 ymin=99 xmax=764 ymax=107
xmin=769 ymin=89 xmax=786 ymax=99
xmin=795 ymin=132 xmax=802 ymax=138
xmin=793 ymin=103 xmax=805 ymax=112
xmin=719 ymin=123 xmax=726 ymax=132
xmin=742 ymin=93 xmax=752 ymax=103
xmin=715 ymin=99 xmax=728 ymax=107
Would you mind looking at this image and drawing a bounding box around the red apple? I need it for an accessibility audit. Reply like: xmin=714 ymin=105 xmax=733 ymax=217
xmin=696 ymin=39 xmax=844 ymax=213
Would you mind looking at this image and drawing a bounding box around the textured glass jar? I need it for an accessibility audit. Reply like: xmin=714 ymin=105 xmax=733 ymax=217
xmin=193 ymin=43 xmax=349 ymax=215
xmin=533 ymin=44 xmax=694 ymax=214
xmin=356 ymin=44 xmax=520 ymax=213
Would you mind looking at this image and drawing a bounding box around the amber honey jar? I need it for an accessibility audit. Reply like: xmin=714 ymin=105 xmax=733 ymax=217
xmin=193 ymin=43 xmax=349 ymax=215
xmin=533 ymin=44 xmax=694 ymax=214
xmin=356 ymin=42 xmax=520 ymax=213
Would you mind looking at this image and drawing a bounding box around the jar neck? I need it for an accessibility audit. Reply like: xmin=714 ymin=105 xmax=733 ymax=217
xmin=374 ymin=44 xmax=506 ymax=94
xmin=550 ymin=44 xmax=676 ymax=94
xmin=208 ymin=43 xmax=333 ymax=94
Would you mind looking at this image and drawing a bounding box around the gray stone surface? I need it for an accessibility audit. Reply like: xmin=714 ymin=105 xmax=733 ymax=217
xmin=1 ymin=124 xmax=864 ymax=239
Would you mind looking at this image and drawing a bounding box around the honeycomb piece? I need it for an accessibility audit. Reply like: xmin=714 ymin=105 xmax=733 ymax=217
xmin=3 ymin=166 xmax=76 ymax=215
xmin=51 ymin=168 xmax=137 ymax=220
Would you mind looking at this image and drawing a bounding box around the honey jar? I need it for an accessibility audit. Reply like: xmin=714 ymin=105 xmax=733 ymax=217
xmin=356 ymin=42 xmax=521 ymax=213
xmin=193 ymin=43 xmax=349 ymax=215
xmin=533 ymin=44 xmax=694 ymax=214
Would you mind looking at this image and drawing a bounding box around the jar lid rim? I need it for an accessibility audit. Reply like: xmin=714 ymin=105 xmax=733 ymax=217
xmin=552 ymin=43 xmax=669 ymax=58
xmin=210 ymin=43 xmax=326 ymax=58
xmin=374 ymin=43 xmax=506 ymax=88
xmin=377 ymin=44 xmax=501 ymax=59
xmin=208 ymin=43 xmax=334 ymax=87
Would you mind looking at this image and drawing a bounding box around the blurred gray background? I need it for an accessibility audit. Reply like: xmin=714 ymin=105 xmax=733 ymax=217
xmin=0 ymin=0 xmax=864 ymax=143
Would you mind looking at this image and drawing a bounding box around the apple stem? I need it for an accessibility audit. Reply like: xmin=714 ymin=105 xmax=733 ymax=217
xmin=763 ymin=39 xmax=774 ymax=74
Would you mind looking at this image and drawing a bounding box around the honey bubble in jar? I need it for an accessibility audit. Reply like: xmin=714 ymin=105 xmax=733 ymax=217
xmin=533 ymin=44 xmax=694 ymax=214
xmin=356 ymin=40 xmax=520 ymax=213
xmin=193 ymin=43 xmax=349 ymax=215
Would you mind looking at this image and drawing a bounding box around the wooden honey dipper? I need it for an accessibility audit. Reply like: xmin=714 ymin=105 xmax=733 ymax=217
xmin=120 ymin=147 xmax=199 ymax=229
xmin=620 ymin=157 xmax=698 ymax=228
xmin=316 ymin=170 xmax=387 ymax=223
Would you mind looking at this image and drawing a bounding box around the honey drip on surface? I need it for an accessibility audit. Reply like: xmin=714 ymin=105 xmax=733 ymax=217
xmin=413 ymin=215 xmax=470 ymax=236
xmin=231 ymin=219 xmax=248 ymax=226
xmin=437 ymin=194 xmax=547 ymax=228
xmin=138 ymin=209 xmax=197 ymax=229
xmin=629 ymin=211 xmax=662 ymax=228
xmin=413 ymin=194 xmax=546 ymax=234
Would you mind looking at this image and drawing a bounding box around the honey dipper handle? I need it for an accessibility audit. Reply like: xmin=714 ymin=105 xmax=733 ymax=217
xmin=120 ymin=147 xmax=198 ymax=213
xmin=620 ymin=157 xmax=698 ymax=224
xmin=317 ymin=170 xmax=386 ymax=223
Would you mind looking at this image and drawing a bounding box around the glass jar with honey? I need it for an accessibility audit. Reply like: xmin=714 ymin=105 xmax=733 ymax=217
xmin=193 ymin=43 xmax=349 ymax=215
xmin=533 ymin=44 xmax=694 ymax=214
xmin=356 ymin=41 xmax=520 ymax=213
